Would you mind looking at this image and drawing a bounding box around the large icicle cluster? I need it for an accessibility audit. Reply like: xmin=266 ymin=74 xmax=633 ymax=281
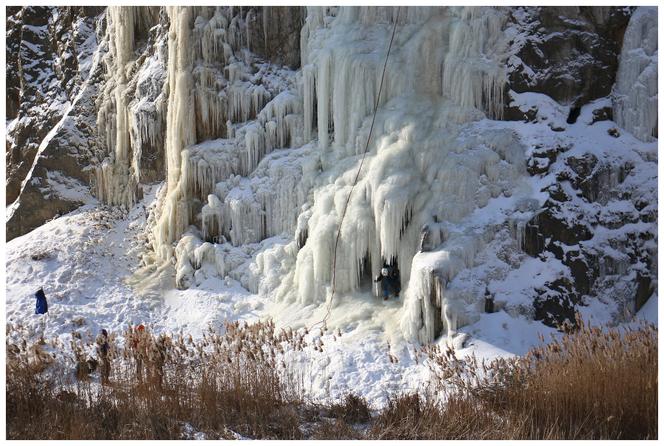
xmin=148 ymin=7 xmax=308 ymax=265
xmin=271 ymin=7 xmax=516 ymax=345
xmin=613 ymin=6 xmax=658 ymax=142
xmin=138 ymin=6 xmax=519 ymax=342
xmin=95 ymin=7 xmax=165 ymax=208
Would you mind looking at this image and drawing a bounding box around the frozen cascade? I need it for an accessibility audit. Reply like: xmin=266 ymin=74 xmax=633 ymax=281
xmin=267 ymin=7 xmax=517 ymax=345
xmin=191 ymin=9 xmax=272 ymax=142
xmin=200 ymin=144 xmax=317 ymax=247
xmin=119 ymin=6 xmax=526 ymax=345
xmin=94 ymin=7 xmax=167 ymax=208
xmin=152 ymin=6 xmax=196 ymax=261
xmin=301 ymin=7 xmax=508 ymax=153
xmin=94 ymin=7 xmax=142 ymax=208
xmin=149 ymin=6 xmax=308 ymax=261
xmin=613 ymin=6 xmax=658 ymax=142
xmin=245 ymin=91 xmax=303 ymax=172
xmin=176 ymin=149 xmax=317 ymax=289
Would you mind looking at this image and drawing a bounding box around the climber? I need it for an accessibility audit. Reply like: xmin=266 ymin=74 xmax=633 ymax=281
xmin=484 ymin=286 xmax=495 ymax=313
xmin=374 ymin=265 xmax=400 ymax=301
xmin=34 ymin=287 xmax=48 ymax=315
xmin=96 ymin=329 xmax=111 ymax=385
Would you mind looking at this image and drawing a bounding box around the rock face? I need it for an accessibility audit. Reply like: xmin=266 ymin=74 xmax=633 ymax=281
xmin=523 ymin=139 xmax=656 ymax=327
xmin=6 ymin=7 xmax=105 ymax=240
xmin=246 ymin=6 xmax=305 ymax=69
xmin=506 ymin=6 xmax=632 ymax=108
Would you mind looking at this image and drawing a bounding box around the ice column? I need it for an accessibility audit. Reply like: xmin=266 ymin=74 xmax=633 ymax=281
xmin=94 ymin=6 xmax=140 ymax=208
xmin=152 ymin=6 xmax=196 ymax=261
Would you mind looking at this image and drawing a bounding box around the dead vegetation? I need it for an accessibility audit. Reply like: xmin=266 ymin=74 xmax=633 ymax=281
xmin=6 ymin=318 xmax=657 ymax=440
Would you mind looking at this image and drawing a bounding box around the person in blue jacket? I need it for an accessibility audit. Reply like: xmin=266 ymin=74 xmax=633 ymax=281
xmin=374 ymin=266 xmax=400 ymax=301
xmin=35 ymin=288 xmax=48 ymax=314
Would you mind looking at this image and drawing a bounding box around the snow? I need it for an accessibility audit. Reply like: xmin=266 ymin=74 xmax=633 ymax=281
xmin=636 ymin=294 xmax=658 ymax=325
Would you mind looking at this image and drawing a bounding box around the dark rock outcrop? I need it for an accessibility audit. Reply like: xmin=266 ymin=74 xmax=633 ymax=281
xmin=506 ymin=6 xmax=632 ymax=110
xmin=246 ymin=6 xmax=305 ymax=70
xmin=534 ymin=277 xmax=580 ymax=328
xmin=523 ymin=145 xmax=656 ymax=328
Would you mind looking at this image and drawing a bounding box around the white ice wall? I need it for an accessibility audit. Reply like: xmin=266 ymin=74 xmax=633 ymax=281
xmin=613 ymin=6 xmax=658 ymax=142
xmin=281 ymin=7 xmax=518 ymax=342
xmin=107 ymin=6 xmax=526 ymax=344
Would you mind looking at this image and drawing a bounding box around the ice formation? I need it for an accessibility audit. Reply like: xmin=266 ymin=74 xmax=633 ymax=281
xmin=92 ymin=6 xmax=655 ymax=345
xmin=613 ymin=6 xmax=658 ymax=142
xmin=287 ymin=7 xmax=517 ymax=343
xmin=95 ymin=7 xmax=165 ymax=208
xmin=125 ymin=6 xmax=518 ymax=343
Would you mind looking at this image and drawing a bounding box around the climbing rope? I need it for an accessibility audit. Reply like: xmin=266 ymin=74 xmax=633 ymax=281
xmin=311 ymin=6 xmax=401 ymax=331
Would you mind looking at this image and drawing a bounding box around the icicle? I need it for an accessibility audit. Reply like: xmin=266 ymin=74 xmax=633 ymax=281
xmin=93 ymin=6 xmax=142 ymax=209
xmin=442 ymin=7 xmax=508 ymax=119
xmin=316 ymin=51 xmax=331 ymax=150
xmin=302 ymin=64 xmax=316 ymax=142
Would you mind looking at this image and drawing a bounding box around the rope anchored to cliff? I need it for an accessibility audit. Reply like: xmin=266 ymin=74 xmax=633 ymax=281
xmin=312 ymin=6 xmax=401 ymax=330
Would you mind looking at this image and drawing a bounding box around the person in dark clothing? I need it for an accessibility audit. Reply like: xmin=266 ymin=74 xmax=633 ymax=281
xmin=34 ymin=288 xmax=48 ymax=314
xmin=374 ymin=266 xmax=400 ymax=301
xmin=131 ymin=324 xmax=146 ymax=382
xmin=97 ymin=329 xmax=111 ymax=385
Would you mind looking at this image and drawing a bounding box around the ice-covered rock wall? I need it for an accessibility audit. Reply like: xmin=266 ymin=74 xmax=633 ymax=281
xmin=613 ymin=6 xmax=658 ymax=142
xmin=124 ymin=6 xmax=520 ymax=341
xmin=147 ymin=7 xmax=307 ymax=263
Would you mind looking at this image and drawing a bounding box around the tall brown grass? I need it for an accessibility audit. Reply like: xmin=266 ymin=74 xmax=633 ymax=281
xmin=377 ymin=318 xmax=658 ymax=440
xmin=6 ymin=320 xmax=309 ymax=439
xmin=6 ymin=318 xmax=657 ymax=440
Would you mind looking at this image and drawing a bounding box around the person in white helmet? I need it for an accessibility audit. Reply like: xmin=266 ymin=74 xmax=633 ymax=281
xmin=374 ymin=265 xmax=400 ymax=301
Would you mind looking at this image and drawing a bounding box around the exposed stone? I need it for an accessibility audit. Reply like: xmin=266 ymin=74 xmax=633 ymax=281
xmin=6 ymin=7 xmax=103 ymax=208
xmin=246 ymin=6 xmax=305 ymax=69
xmin=635 ymin=273 xmax=654 ymax=313
xmin=507 ymin=6 xmax=632 ymax=108
xmin=526 ymin=144 xmax=569 ymax=176
xmin=6 ymin=7 xmax=105 ymax=241
xmin=534 ymin=277 xmax=581 ymax=328
xmin=591 ymin=106 xmax=613 ymax=123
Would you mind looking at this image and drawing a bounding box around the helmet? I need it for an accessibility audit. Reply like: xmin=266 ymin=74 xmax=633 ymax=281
xmin=381 ymin=268 xmax=389 ymax=276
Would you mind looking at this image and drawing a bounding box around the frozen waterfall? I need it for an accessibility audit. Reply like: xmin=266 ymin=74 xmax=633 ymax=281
xmin=100 ymin=7 xmax=534 ymax=344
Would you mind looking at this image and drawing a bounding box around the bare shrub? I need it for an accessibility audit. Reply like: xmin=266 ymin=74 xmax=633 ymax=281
xmin=310 ymin=419 xmax=362 ymax=439
xmin=6 ymin=320 xmax=309 ymax=439
xmin=328 ymin=393 xmax=371 ymax=424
